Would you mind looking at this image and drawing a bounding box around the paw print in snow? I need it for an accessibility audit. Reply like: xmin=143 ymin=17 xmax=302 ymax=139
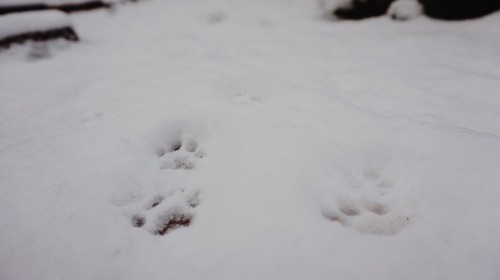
xmin=124 ymin=189 xmax=201 ymax=236
xmin=323 ymin=193 xmax=411 ymax=235
xmin=156 ymin=138 xmax=205 ymax=170
xmin=322 ymin=154 xmax=413 ymax=235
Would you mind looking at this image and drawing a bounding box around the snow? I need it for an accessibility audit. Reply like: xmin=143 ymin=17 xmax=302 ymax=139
xmin=388 ymin=0 xmax=423 ymax=20
xmin=0 ymin=10 xmax=71 ymax=39
xmin=1 ymin=0 xmax=500 ymax=279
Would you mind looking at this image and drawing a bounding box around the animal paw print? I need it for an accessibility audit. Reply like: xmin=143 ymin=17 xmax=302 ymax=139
xmin=323 ymin=193 xmax=411 ymax=235
xmin=323 ymin=153 xmax=413 ymax=235
xmin=156 ymin=138 xmax=205 ymax=170
xmin=124 ymin=189 xmax=201 ymax=236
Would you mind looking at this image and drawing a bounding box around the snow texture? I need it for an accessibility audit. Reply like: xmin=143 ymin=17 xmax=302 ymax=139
xmin=0 ymin=0 xmax=500 ymax=280
xmin=0 ymin=10 xmax=72 ymax=39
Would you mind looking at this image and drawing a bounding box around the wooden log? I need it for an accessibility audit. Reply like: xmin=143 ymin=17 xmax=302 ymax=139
xmin=52 ymin=1 xmax=111 ymax=13
xmin=0 ymin=27 xmax=78 ymax=50
xmin=0 ymin=3 xmax=50 ymax=15
xmin=0 ymin=1 xmax=111 ymax=15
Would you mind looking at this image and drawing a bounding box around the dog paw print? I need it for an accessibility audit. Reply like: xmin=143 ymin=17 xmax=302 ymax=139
xmin=323 ymin=194 xmax=411 ymax=235
xmin=156 ymin=138 xmax=205 ymax=170
xmin=323 ymin=153 xmax=413 ymax=235
xmin=123 ymin=189 xmax=201 ymax=236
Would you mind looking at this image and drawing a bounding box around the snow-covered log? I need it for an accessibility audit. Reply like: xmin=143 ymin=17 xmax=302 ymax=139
xmin=51 ymin=0 xmax=111 ymax=13
xmin=0 ymin=10 xmax=78 ymax=49
xmin=0 ymin=0 xmax=111 ymax=15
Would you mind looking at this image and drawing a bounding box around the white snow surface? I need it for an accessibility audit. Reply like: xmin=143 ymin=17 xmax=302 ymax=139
xmin=1 ymin=0 xmax=500 ymax=279
xmin=0 ymin=10 xmax=71 ymax=39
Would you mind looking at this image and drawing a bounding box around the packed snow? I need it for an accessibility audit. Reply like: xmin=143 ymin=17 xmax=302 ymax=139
xmin=0 ymin=0 xmax=500 ymax=279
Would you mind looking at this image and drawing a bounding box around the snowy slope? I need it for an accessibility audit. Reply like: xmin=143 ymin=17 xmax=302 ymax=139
xmin=1 ymin=0 xmax=500 ymax=279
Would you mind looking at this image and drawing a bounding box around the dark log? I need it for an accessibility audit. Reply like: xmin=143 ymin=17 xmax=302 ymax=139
xmin=0 ymin=27 xmax=79 ymax=50
xmin=0 ymin=3 xmax=50 ymax=15
xmin=0 ymin=1 xmax=111 ymax=15
xmin=52 ymin=1 xmax=111 ymax=13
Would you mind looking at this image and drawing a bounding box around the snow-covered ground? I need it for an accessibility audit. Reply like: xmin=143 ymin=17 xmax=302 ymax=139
xmin=1 ymin=0 xmax=500 ymax=279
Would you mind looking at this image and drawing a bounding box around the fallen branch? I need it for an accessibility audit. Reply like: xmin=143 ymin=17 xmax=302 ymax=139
xmin=0 ymin=1 xmax=111 ymax=15
xmin=0 ymin=10 xmax=79 ymax=50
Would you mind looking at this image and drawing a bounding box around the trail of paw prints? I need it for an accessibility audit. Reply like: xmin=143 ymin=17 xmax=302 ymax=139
xmin=156 ymin=137 xmax=205 ymax=170
xmin=322 ymin=154 xmax=413 ymax=235
xmin=123 ymin=189 xmax=201 ymax=236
